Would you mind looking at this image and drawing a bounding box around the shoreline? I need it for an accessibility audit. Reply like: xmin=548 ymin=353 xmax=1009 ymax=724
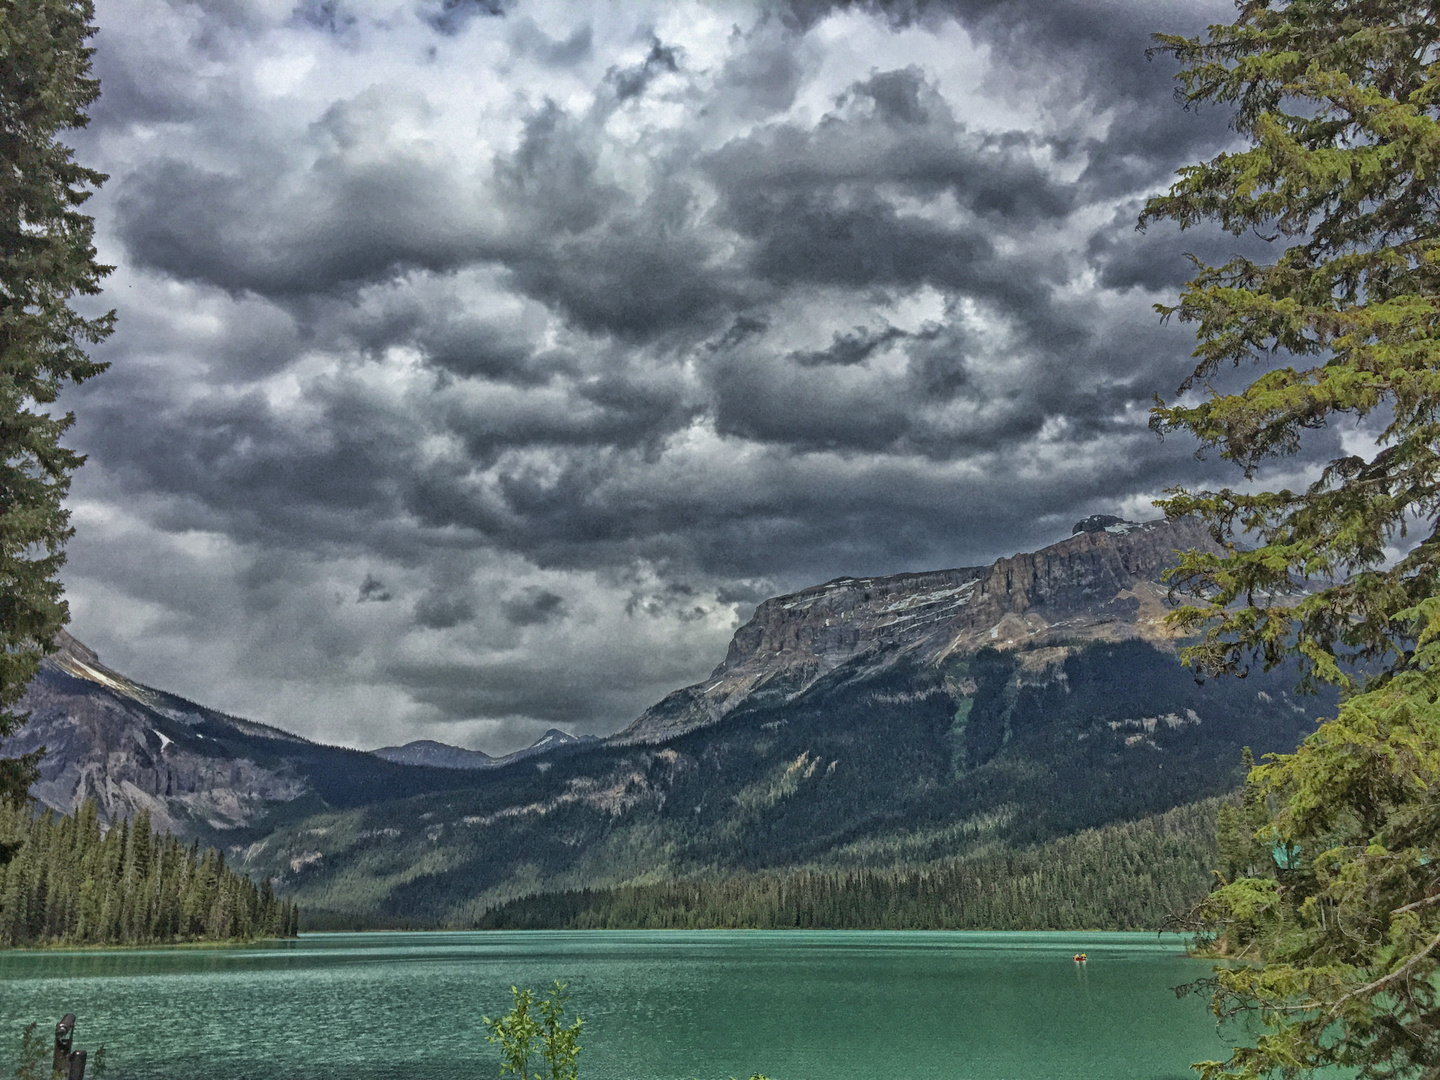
xmin=0 ymin=935 xmax=297 ymax=954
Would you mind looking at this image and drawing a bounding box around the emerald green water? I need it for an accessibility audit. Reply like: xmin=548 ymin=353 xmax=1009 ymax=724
xmin=0 ymin=931 xmax=1229 ymax=1080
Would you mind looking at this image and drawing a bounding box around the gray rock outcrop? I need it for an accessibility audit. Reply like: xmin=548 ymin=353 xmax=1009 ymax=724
xmin=614 ymin=516 xmax=1217 ymax=744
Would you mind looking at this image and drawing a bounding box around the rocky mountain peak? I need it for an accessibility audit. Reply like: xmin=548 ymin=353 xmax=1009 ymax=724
xmin=51 ymin=629 xmax=101 ymax=669
xmin=371 ymin=729 xmax=599 ymax=770
xmin=372 ymin=740 xmax=497 ymax=770
xmin=1072 ymin=514 xmax=1135 ymax=534
xmin=614 ymin=515 xmax=1217 ymax=745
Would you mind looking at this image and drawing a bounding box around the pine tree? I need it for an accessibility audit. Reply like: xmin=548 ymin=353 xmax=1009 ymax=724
xmin=1142 ymin=4 xmax=1440 ymax=1077
xmin=0 ymin=799 xmax=299 ymax=946
xmin=0 ymin=0 xmax=114 ymax=810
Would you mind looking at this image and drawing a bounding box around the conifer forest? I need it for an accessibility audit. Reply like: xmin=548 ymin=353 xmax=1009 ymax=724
xmin=0 ymin=800 xmax=297 ymax=948
xmin=473 ymin=798 xmax=1222 ymax=932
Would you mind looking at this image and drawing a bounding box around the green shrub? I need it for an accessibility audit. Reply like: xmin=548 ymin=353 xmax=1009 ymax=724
xmin=483 ymin=982 xmax=582 ymax=1080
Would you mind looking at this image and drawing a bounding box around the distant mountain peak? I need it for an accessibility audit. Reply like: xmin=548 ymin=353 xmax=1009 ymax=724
xmin=1072 ymin=514 xmax=1138 ymax=535
xmin=47 ymin=630 xmax=136 ymax=697
xmin=372 ymin=740 xmax=496 ymax=770
xmin=371 ymin=729 xmax=600 ymax=771
xmin=3 ymin=631 xmax=477 ymax=839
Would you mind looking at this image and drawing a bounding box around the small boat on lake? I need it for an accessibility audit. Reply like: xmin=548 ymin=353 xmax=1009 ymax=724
xmin=1073 ymin=953 xmax=1087 ymax=963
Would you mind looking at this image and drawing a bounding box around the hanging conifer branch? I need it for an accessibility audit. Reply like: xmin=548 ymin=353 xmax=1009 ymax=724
xmin=1143 ymin=0 xmax=1440 ymax=691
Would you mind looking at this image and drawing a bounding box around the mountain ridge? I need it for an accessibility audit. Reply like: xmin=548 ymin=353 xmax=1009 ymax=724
xmin=0 ymin=512 xmax=1324 ymax=932
xmin=374 ymin=729 xmax=600 ymax=770
xmin=3 ymin=635 xmax=587 ymax=837
xmin=615 ymin=515 xmax=1217 ymax=744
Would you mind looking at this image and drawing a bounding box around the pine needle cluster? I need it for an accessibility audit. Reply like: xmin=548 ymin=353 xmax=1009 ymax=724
xmin=0 ymin=0 xmax=114 ymax=798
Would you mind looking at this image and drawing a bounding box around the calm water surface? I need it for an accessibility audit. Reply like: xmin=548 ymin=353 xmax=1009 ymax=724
xmin=0 ymin=930 xmax=1230 ymax=1080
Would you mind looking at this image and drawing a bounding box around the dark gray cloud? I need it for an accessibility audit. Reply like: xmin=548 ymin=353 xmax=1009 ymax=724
xmin=790 ymin=325 xmax=913 ymax=367
xmin=115 ymin=100 xmax=493 ymax=298
xmin=502 ymin=587 xmax=567 ymax=626
xmin=358 ymin=575 xmax=393 ymax=602
xmin=421 ymin=0 xmax=512 ymax=36
xmin=608 ymin=37 xmax=681 ymax=102
xmin=54 ymin=0 xmax=1311 ymax=755
xmin=509 ymin=19 xmax=593 ymax=66
xmin=413 ymin=591 xmax=477 ymax=630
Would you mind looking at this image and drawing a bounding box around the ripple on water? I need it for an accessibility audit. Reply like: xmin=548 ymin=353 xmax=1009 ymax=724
xmin=0 ymin=931 xmax=1226 ymax=1080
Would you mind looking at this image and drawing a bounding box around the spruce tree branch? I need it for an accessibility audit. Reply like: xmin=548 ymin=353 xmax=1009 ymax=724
xmin=1391 ymin=893 xmax=1440 ymax=916
xmin=1324 ymin=930 xmax=1440 ymax=1023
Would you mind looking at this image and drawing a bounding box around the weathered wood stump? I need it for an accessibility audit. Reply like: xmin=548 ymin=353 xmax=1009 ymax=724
xmin=52 ymin=1014 xmax=87 ymax=1079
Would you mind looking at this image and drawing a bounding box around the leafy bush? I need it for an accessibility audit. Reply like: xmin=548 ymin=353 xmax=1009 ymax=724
xmin=483 ymin=982 xmax=582 ymax=1080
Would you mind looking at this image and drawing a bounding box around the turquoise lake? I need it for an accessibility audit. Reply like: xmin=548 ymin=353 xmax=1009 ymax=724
xmin=0 ymin=930 xmax=1234 ymax=1080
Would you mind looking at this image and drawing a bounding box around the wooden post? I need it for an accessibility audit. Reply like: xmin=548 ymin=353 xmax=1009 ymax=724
xmin=52 ymin=1014 xmax=75 ymax=1075
xmin=52 ymin=1015 xmax=86 ymax=1079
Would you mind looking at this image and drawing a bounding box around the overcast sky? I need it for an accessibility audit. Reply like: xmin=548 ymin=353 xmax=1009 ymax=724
xmin=55 ymin=0 xmax=1329 ymax=753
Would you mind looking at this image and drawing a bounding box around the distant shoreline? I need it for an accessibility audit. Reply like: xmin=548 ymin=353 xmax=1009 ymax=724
xmin=0 ymin=935 xmax=297 ymax=954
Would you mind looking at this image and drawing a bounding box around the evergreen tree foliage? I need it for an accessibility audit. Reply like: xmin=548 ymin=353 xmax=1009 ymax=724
xmin=0 ymin=0 xmax=113 ymax=804
xmin=1181 ymin=607 xmax=1440 ymax=1080
xmin=0 ymin=798 xmax=297 ymax=947
xmin=1143 ymin=3 xmax=1440 ymax=1077
xmin=474 ymin=799 xmax=1222 ymax=931
xmin=1144 ymin=0 xmax=1440 ymax=690
xmin=1214 ymin=749 xmax=1272 ymax=887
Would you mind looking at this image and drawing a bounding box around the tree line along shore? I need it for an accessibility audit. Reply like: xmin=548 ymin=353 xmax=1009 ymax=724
xmin=0 ymin=799 xmax=297 ymax=948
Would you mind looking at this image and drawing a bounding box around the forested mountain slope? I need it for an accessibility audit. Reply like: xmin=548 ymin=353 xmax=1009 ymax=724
xmin=2 ymin=517 xmax=1333 ymax=928
xmin=261 ymin=637 xmax=1325 ymax=926
xmin=474 ymin=798 xmax=1226 ymax=931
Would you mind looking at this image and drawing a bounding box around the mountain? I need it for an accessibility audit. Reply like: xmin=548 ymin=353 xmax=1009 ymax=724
xmin=0 ymin=516 xmax=1334 ymax=929
xmin=616 ymin=514 xmax=1217 ymax=743
xmin=373 ymin=730 xmax=599 ymax=770
xmin=2 ymin=632 xmax=478 ymax=840
xmin=511 ymin=728 xmax=602 ymax=761
xmin=235 ymin=517 xmax=1331 ymax=927
xmin=373 ymin=740 xmax=497 ymax=769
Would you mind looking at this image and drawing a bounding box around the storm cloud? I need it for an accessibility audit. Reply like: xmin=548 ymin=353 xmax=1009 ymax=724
xmin=55 ymin=0 xmax=1299 ymax=753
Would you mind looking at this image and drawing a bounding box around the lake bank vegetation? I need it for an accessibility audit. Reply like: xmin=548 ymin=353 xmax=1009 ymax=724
xmin=0 ymin=798 xmax=297 ymax=948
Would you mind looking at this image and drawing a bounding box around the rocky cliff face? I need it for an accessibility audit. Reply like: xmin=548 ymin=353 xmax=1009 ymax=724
xmin=6 ymin=632 xmax=308 ymax=834
xmin=615 ymin=516 xmax=1217 ymax=744
xmin=3 ymin=634 xmax=604 ymax=839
